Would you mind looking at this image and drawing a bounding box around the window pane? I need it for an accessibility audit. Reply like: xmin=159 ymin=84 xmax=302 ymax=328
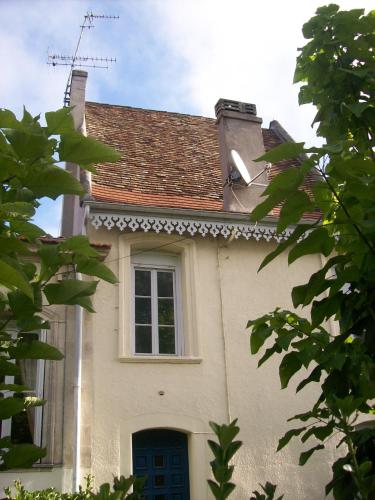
xmin=158 ymin=299 xmax=174 ymax=325
xmin=157 ymin=271 xmax=174 ymax=297
xmin=135 ymin=325 xmax=152 ymax=353
xmin=159 ymin=327 xmax=175 ymax=354
xmin=135 ymin=270 xmax=151 ymax=296
xmin=135 ymin=297 xmax=152 ymax=324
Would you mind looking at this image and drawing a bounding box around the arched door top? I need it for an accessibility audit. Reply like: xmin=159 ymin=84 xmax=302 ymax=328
xmin=133 ymin=429 xmax=190 ymax=500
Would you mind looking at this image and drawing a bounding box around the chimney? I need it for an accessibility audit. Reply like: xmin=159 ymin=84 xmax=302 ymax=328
xmin=215 ymin=98 xmax=268 ymax=213
xmin=69 ymin=69 xmax=88 ymax=132
xmin=61 ymin=70 xmax=90 ymax=237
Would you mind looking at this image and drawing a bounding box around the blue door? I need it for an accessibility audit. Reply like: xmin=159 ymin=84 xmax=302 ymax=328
xmin=132 ymin=429 xmax=190 ymax=500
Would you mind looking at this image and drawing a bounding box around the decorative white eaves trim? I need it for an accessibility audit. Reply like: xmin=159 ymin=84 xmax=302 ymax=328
xmin=89 ymin=212 xmax=292 ymax=242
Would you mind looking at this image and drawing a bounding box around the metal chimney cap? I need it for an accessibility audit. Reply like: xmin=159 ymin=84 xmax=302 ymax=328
xmin=215 ymin=98 xmax=257 ymax=117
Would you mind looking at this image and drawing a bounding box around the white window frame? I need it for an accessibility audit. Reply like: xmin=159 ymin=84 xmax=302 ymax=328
xmin=0 ymin=330 xmax=46 ymax=447
xmin=131 ymin=252 xmax=183 ymax=356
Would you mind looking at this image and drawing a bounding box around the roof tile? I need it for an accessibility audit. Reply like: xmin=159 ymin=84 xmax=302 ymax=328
xmin=85 ymin=102 xmax=319 ymax=219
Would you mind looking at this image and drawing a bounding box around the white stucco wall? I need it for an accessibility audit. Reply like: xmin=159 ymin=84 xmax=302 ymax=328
xmin=0 ymin=228 xmax=336 ymax=499
xmin=81 ymin=228 xmax=335 ymax=499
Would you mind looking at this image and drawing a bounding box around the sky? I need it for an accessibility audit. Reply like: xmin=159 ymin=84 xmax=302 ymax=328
xmin=1 ymin=0 xmax=373 ymax=235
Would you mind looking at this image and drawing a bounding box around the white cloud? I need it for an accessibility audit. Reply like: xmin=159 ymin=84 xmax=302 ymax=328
xmin=148 ymin=0 xmax=374 ymax=144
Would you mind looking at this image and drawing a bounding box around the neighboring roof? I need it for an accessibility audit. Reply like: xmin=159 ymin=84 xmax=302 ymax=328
xmin=37 ymin=235 xmax=110 ymax=249
xmin=85 ymin=102 xmax=318 ymax=218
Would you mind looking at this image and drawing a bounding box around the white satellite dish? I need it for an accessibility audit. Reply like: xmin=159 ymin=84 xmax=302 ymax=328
xmin=230 ymin=149 xmax=251 ymax=185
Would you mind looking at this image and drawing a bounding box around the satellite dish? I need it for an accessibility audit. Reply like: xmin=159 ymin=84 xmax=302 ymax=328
xmin=230 ymin=149 xmax=251 ymax=185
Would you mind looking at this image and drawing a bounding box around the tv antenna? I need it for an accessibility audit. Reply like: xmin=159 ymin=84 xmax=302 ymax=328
xmin=47 ymin=11 xmax=119 ymax=106
xmin=227 ymin=149 xmax=269 ymax=187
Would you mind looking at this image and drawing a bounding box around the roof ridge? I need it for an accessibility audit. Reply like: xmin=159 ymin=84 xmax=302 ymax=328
xmin=85 ymin=101 xmax=217 ymax=122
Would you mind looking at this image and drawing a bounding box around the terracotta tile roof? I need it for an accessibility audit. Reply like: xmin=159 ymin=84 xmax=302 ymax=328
xmin=37 ymin=236 xmax=111 ymax=250
xmin=86 ymin=102 xmax=223 ymax=211
xmin=85 ymin=102 xmax=319 ymax=219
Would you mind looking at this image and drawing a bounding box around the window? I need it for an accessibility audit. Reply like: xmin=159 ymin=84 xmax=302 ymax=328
xmin=118 ymin=235 xmax=200 ymax=362
xmin=0 ymin=331 xmax=46 ymax=447
xmin=132 ymin=253 xmax=181 ymax=356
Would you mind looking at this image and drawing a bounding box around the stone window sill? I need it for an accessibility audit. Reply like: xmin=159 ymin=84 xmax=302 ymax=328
xmin=119 ymin=356 xmax=202 ymax=364
xmin=4 ymin=464 xmax=58 ymax=472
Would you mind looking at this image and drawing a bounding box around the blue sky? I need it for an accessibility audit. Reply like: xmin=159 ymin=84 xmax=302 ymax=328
xmin=1 ymin=0 xmax=373 ymax=235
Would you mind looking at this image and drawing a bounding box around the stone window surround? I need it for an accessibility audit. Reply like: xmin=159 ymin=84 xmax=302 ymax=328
xmin=118 ymin=234 xmax=201 ymax=363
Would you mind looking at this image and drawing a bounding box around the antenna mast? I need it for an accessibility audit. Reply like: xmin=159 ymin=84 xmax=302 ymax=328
xmin=47 ymin=11 xmax=119 ymax=106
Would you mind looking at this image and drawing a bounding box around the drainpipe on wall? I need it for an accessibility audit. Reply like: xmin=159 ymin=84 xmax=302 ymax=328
xmin=72 ymin=205 xmax=91 ymax=491
xmin=62 ymin=70 xmax=89 ymax=492
xmin=72 ymin=293 xmax=83 ymax=492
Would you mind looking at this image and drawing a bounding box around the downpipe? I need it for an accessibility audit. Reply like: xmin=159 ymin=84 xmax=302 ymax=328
xmin=72 ymin=202 xmax=90 ymax=490
xmin=72 ymin=280 xmax=83 ymax=492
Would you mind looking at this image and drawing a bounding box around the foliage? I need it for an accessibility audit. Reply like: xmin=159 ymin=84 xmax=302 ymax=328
xmin=0 ymin=106 xmax=120 ymax=469
xmin=207 ymin=419 xmax=242 ymax=499
xmin=247 ymin=4 xmax=375 ymax=499
xmin=250 ymin=482 xmax=284 ymax=500
xmin=4 ymin=475 xmax=146 ymax=500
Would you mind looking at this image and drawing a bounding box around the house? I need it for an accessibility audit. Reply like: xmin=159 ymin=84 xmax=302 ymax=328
xmin=0 ymin=70 xmax=335 ymax=499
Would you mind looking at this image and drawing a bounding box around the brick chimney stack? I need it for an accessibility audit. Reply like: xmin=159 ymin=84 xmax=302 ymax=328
xmin=215 ymin=98 xmax=268 ymax=213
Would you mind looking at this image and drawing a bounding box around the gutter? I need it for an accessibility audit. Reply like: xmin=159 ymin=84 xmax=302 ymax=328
xmin=83 ymin=200 xmax=286 ymax=226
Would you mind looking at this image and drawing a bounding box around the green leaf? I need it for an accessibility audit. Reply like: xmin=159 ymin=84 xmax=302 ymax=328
xmin=296 ymin=365 xmax=322 ymax=392
xmin=10 ymin=220 xmax=46 ymax=240
xmin=299 ymin=444 xmax=324 ymax=465
xmin=9 ymin=340 xmax=63 ymax=360
xmin=59 ymin=235 xmax=99 ymax=257
xmin=75 ymin=256 xmax=118 ymax=284
xmin=250 ymin=168 xmax=305 ymax=222
xmin=0 ymin=108 xmax=19 ymax=128
xmin=256 ymin=142 xmax=305 ymax=163
xmin=313 ymin=423 xmax=335 ymax=441
xmin=222 ymin=482 xmax=236 ymax=499
xmin=359 ymin=460 xmax=372 ymax=476
xmin=311 ymin=294 xmax=344 ymax=327
xmin=44 ymin=279 xmax=98 ymax=308
xmin=288 ymin=228 xmax=334 ymax=264
xmin=208 ymin=440 xmax=222 ymax=461
xmin=250 ymin=323 xmax=272 ymax=354
xmin=0 ymin=236 xmax=31 ymax=256
xmin=279 ymin=352 xmax=303 ymax=389
xmin=0 ymin=397 xmax=25 ymax=419
xmin=277 ymin=427 xmax=306 ymax=451
xmin=1 ymin=443 xmax=46 ymax=469
xmin=0 ymin=201 xmax=35 ymax=217
xmin=4 ymin=129 xmax=49 ymax=161
xmin=343 ymin=102 xmax=371 ymax=118
xmin=213 ymin=464 xmax=234 ymax=483
xmin=250 ymin=191 xmax=285 ymax=222
xmin=225 ymin=441 xmax=242 ymax=462
xmin=258 ymin=344 xmax=281 ymax=367
xmin=277 ymin=191 xmax=313 ymax=233
xmin=59 ymin=131 xmax=121 ymax=167
xmin=207 ymin=480 xmax=221 ymax=498
xmin=0 ymin=258 xmax=33 ymax=298
xmin=23 ymin=164 xmax=84 ymax=199
xmin=0 ymin=383 xmax=29 ymax=392
xmin=264 ymin=168 xmax=304 ymax=196
xmin=73 ymin=295 xmax=96 ymax=313
xmin=258 ymin=224 xmax=313 ymax=271
xmin=45 ymin=108 xmax=74 ymax=134
xmin=301 ymin=423 xmax=334 ymax=443
xmin=0 ymin=358 xmax=20 ymax=377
